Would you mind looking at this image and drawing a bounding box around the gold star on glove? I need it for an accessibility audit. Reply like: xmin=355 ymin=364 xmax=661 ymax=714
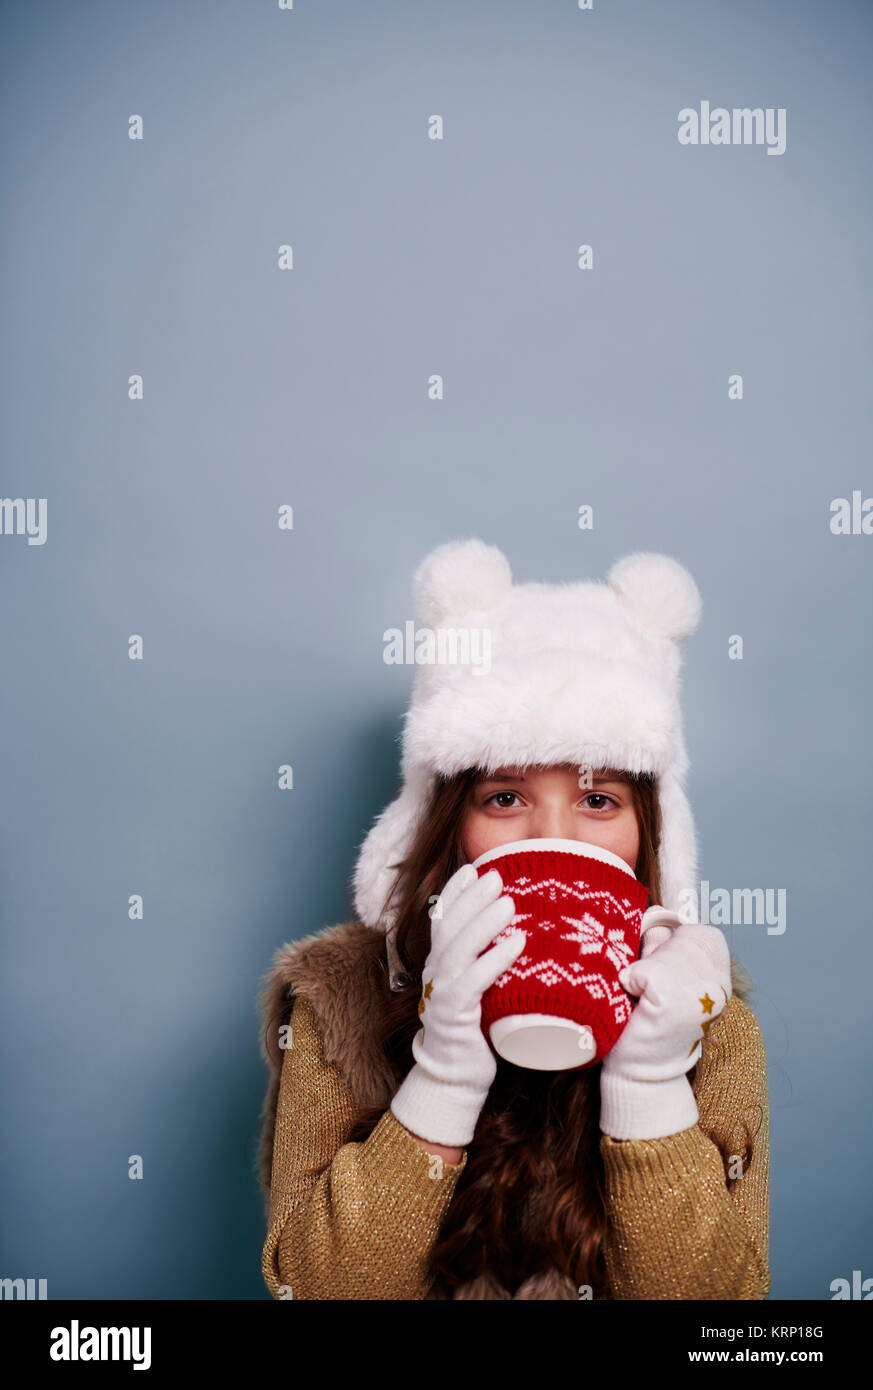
xmin=418 ymin=978 xmax=434 ymax=1016
xmin=686 ymin=986 xmax=730 ymax=1055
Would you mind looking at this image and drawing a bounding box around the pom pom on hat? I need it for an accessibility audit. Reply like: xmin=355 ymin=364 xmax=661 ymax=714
xmin=412 ymin=537 xmax=513 ymax=626
xmin=608 ymin=551 xmax=702 ymax=643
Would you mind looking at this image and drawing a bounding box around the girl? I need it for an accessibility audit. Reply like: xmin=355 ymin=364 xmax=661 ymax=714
xmin=257 ymin=541 xmax=769 ymax=1300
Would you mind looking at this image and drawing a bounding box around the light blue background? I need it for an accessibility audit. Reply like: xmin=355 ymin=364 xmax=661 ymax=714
xmin=1 ymin=0 xmax=870 ymax=1299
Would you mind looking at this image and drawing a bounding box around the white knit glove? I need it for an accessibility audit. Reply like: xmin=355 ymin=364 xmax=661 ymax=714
xmin=599 ymin=911 xmax=732 ymax=1141
xmin=390 ymin=862 xmax=527 ymax=1147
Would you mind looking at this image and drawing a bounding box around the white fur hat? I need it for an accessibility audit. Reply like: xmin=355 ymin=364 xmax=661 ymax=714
xmin=352 ymin=539 xmax=703 ymax=978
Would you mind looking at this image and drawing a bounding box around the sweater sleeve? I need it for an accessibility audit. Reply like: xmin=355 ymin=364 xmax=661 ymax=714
xmin=261 ymin=994 xmax=468 ymax=1300
xmin=598 ymin=994 xmax=770 ymax=1300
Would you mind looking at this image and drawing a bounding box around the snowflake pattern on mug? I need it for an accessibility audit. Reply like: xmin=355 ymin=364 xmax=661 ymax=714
xmin=479 ymin=857 xmax=650 ymax=1053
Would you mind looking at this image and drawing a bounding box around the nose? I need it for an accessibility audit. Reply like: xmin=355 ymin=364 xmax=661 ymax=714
xmin=527 ymin=806 xmax=580 ymax=841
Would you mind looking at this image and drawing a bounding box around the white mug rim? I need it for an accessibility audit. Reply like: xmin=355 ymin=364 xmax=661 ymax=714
xmin=471 ymin=836 xmax=636 ymax=878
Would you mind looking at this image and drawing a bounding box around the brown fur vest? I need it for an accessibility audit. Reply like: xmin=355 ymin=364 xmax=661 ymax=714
xmin=256 ymin=918 xmax=754 ymax=1300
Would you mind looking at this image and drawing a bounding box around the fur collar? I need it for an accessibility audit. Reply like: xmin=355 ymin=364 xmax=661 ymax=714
xmin=257 ymin=920 xmax=398 ymax=1199
xmin=257 ymin=918 xmax=754 ymax=1299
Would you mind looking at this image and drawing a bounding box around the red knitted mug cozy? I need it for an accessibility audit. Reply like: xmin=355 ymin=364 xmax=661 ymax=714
xmin=475 ymin=844 xmax=650 ymax=1069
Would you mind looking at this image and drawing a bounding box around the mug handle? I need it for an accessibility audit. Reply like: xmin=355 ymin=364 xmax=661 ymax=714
xmin=639 ymin=905 xmax=684 ymax=958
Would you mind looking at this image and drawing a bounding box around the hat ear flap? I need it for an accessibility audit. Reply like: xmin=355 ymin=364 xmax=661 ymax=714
xmin=351 ymin=765 xmax=431 ymax=930
xmin=655 ymin=766 xmax=699 ymax=919
xmin=412 ymin=538 xmax=513 ymax=627
xmin=608 ymin=552 xmax=702 ymax=642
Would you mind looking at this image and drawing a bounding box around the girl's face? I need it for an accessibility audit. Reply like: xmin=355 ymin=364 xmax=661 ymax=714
xmin=461 ymin=764 xmax=640 ymax=874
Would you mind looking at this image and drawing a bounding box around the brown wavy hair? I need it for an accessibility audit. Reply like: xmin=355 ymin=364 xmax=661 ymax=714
xmin=344 ymin=764 xmax=757 ymax=1298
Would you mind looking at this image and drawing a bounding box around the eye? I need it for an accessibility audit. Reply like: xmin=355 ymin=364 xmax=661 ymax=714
xmin=484 ymin=791 xmax=521 ymax=808
xmin=583 ymin=794 xmax=617 ymax=811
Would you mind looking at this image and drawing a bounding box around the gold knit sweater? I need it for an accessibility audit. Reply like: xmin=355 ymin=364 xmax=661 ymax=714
xmin=261 ymin=989 xmax=770 ymax=1301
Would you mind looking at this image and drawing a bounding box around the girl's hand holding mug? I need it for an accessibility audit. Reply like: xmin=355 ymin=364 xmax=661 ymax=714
xmin=390 ymin=863 xmax=527 ymax=1148
xmin=599 ymin=910 xmax=733 ymax=1141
